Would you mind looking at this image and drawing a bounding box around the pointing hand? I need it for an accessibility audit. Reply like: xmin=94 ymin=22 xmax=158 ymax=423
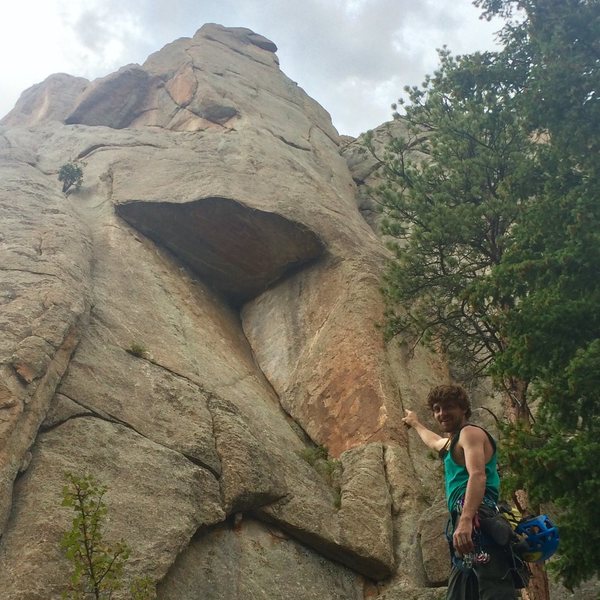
xmin=402 ymin=409 xmax=419 ymax=428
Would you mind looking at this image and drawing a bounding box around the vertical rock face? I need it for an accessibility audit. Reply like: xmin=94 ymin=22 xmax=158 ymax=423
xmin=0 ymin=150 xmax=92 ymax=539
xmin=0 ymin=23 xmax=450 ymax=600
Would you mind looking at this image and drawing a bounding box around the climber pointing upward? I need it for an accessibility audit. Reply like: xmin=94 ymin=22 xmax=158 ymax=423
xmin=402 ymin=384 xmax=518 ymax=600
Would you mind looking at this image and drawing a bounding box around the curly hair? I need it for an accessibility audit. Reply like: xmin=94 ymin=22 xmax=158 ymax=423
xmin=426 ymin=384 xmax=472 ymax=419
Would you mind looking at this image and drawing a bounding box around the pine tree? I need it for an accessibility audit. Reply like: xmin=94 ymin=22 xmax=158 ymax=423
xmin=371 ymin=0 xmax=600 ymax=589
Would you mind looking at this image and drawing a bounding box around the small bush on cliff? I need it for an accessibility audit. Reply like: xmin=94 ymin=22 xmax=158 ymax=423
xmin=298 ymin=444 xmax=328 ymax=465
xmin=298 ymin=445 xmax=342 ymax=509
xmin=61 ymin=472 xmax=154 ymax=599
xmin=126 ymin=342 xmax=147 ymax=358
xmin=58 ymin=163 xmax=83 ymax=194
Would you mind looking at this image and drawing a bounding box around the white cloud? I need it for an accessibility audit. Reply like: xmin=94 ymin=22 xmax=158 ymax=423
xmin=0 ymin=0 xmax=503 ymax=136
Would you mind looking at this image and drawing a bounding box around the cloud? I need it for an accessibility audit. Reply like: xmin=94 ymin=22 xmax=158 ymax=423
xmin=0 ymin=0 xmax=502 ymax=135
xmin=220 ymin=0 xmax=502 ymax=132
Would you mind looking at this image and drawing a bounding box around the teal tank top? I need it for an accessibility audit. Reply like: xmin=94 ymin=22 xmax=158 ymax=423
xmin=443 ymin=425 xmax=500 ymax=512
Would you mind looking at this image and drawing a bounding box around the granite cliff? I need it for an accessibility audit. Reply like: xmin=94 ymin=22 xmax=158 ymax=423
xmin=0 ymin=24 xmax=464 ymax=599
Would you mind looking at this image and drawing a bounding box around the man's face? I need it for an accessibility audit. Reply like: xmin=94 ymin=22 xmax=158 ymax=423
xmin=432 ymin=401 xmax=468 ymax=434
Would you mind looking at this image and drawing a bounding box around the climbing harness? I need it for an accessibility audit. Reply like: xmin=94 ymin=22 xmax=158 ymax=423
xmin=446 ymin=498 xmax=495 ymax=571
xmin=445 ymin=498 xmax=537 ymax=589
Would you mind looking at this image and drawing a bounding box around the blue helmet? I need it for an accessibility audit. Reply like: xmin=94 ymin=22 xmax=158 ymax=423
xmin=515 ymin=515 xmax=559 ymax=563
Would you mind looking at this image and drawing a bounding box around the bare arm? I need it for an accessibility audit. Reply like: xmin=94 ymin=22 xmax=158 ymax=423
xmin=402 ymin=410 xmax=448 ymax=452
xmin=452 ymin=426 xmax=487 ymax=554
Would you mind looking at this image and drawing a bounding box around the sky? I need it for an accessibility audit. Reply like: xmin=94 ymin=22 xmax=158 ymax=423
xmin=0 ymin=0 xmax=503 ymax=137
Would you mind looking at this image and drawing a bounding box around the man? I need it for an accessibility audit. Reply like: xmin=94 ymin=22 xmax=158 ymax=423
xmin=402 ymin=384 xmax=517 ymax=600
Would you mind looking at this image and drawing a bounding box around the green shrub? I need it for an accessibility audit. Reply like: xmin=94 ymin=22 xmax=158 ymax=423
xmin=126 ymin=343 xmax=147 ymax=358
xmin=314 ymin=457 xmax=342 ymax=486
xmin=61 ymin=472 xmax=154 ymax=599
xmin=58 ymin=163 xmax=83 ymax=194
xmin=298 ymin=444 xmax=328 ymax=466
xmin=298 ymin=445 xmax=343 ymax=509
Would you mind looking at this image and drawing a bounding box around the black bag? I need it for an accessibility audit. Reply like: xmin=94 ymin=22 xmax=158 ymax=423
xmin=479 ymin=512 xmax=514 ymax=547
xmin=477 ymin=505 xmax=514 ymax=547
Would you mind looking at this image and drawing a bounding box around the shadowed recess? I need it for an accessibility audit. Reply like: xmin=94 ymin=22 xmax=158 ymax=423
xmin=117 ymin=197 xmax=325 ymax=305
xmin=65 ymin=67 xmax=156 ymax=129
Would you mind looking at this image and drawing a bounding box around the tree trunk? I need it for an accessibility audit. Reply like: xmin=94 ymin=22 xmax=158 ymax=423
xmin=522 ymin=563 xmax=551 ymax=600
xmin=504 ymin=376 xmax=530 ymax=423
xmin=503 ymin=377 xmax=551 ymax=600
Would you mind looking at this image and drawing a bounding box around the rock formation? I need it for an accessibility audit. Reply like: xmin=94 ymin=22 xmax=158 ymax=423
xmin=0 ymin=23 xmax=470 ymax=600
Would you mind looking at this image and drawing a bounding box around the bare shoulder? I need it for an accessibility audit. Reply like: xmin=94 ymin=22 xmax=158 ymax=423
xmin=457 ymin=425 xmax=488 ymax=447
